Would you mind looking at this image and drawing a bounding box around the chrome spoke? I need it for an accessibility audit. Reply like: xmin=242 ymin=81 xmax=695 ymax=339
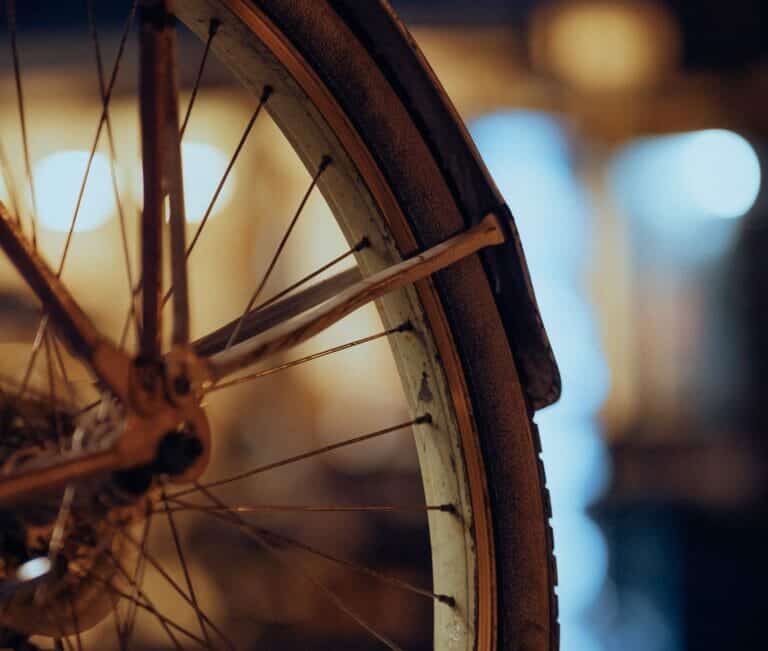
xmin=0 ymin=139 xmax=20 ymax=223
xmin=169 ymin=415 xmax=430 ymax=500
xmin=160 ymin=87 xmax=273 ymax=317
xmin=15 ymin=0 xmax=137 ymax=397
xmin=208 ymin=323 xmax=409 ymax=393
xmin=86 ymin=0 xmax=141 ymax=344
xmin=43 ymin=329 xmax=62 ymax=446
xmin=179 ymin=18 xmax=220 ymax=138
xmin=91 ymin=556 xmax=194 ymax=651
xmin=123 ymin=513 xmax=154 ymax=640
xmin=5 ymin=0 xmax=39 ymax=247
xmin=161 ymin=486 xmax=214 ymax=649
xmin=117 ymin=524 xmax=236 ymax=651
xmin=164 ymin=500 xmax=455 ymax=515
xmin=256 ymin=237 xmax=368 ymax=311
xmin=225 ymin=156 xmax=331 ymax=350
xmin=119 ymin=87 xmax=272 ymax=345
xmin=180 ymin=87 xmax=272 ymax=265
xmin=107 ymin=587 xmax=129 ymax=651
xmin=187 ymin=501 xmax=456 ymax=606
xmin=196 ymin=483 xmax=405 ymax=651
xmin=57 ymin=0 xmax=138 ymax=278
xmin=192 ymin=267 xmax=361 ymax=358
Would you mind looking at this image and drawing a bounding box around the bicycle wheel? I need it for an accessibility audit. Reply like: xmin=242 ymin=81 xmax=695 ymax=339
xmin=0 ymin=1 xmax=560 ymax=649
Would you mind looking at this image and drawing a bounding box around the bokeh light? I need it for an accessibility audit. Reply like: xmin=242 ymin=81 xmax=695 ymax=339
xmin=16 ymin=557 xmax=51 ymax=582
xmin=132 ymin=142 xmax=234 ymax=222
xmin=34 ymin=150 xmax=115 ymax=232
xmin=611 ymin=129 xmax=761 ymax=223
xmin=680 ymin=130 xmax=761 ymax=219
xmin=179 ymin=142 xmax=234 ymax=222
xmin=530 ymin=0 xmax=680 ymax=91
xmin=473 ymin=111 xmax=610 ymax=651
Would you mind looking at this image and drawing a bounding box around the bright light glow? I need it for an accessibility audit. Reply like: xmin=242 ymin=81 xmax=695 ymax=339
xmin=16 ymin=557 xmax=52 ymax=582
xmin=181 ymin=142 xmax=234 ymax=222
xmin=538 ymin=415 xmax=610 ymax=509
xmin=680 ymin=130 xmax=761 ymax=219
xmin=134 ymin=142 xmax=234 ymax=223
xmin=471 ymin=112 xmax=592 ymax=284
xmin=531 ymin=0 xmax=680 ymax=91
xmin=472 ymin=112 xmax=610 ymax=649
xmin=34 ymin=151 xmax=115 ymax=232
xmin=554 ymin=515 xmax=609 ymax=616
xmin=611 ymin=129 xmax=761 ymax=223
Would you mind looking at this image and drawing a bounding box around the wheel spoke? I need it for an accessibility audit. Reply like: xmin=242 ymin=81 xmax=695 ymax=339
xmin=192 ymin=266 xmax=361 ymax=358
xmin=0 ymin=205 xmax=133 ymax=402
xmin=5 ymin=0 xmax=39 ymax=248
xmin=208 ymin=212 xmax=507 ymax=380
xmin=117 ymin=523 xmax=236 ymax=651
xmin=186 ymin=500 xmax=456 ymax=606
xmin=88 ymin=556 xmax=195 ymax=650
xmin=161 ymin=486 xmax=214 ymax=649
xmin=196 ymin=483 xmax=405 ymax=651
xmin=119 ymin=87 xmax=272 ymax=348
xmin=15 ymin=0 xmax=137 ymax=397
xmin=57 ymin=0 xmax=138 ymax=279
xmin=179 ymin=18 xmax=220 ymax=138
xmin=162 ymin=87 xmax=273 ymax=315
xmin=16 ymin=313 xmax=48 ymax=399
xmin=163 ymin=500 xmax=455 ymax=515
xmin=207 ymin=323 xmax=409 ymax=393
xmin=169 ymin=415 xmax=430 ymax=500
xmin=86 ymin=0 xmax=141 ymax=344
xmin=42 ymin=329 xmax=62 ymax=447
xmin=107 ymin=586 xmax=129 ymax=651
xmin=0 ymin=139 xmax=21 ymax=223
xmin=225 ymin=156 xmax=331 ymax=350
xmin=123 ymin=512 xmax=154 ymax=640
xmin=256 ymin=237 xmax=368 ymax=311
xmin=50 ymin=333 xmax=80 ymax=405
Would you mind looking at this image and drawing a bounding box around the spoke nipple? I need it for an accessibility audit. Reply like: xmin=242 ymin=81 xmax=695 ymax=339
xmin=355 ymin=236 xmax=371 ymax=251
xmin=439 ymin=503 xmax=458 ymax=515
xmin=209 ymin=17 xmax=222 ymax=36
xmin=319 ymin=155 xmax=333 ymax=173
xmin=415 ymin=413 xmax=433 ymax=425
xmin=437 ymin=594 xmax=457 ymax=608
xmin=261 ymin=85 xmax=274 ymax=103
xmin=395 ymin=320 xmax=414 ymax=333
xmin=155 ymin=430 xmax=203 ymax=476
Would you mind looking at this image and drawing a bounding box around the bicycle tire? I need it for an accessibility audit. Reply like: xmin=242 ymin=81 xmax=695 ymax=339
xmin=176 ymin=2 xmax=561 ymax=649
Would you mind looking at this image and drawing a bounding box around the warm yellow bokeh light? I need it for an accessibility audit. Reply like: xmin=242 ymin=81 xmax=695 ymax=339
xmin=34 ymin=150 xmax=115 ymax=232
xmin=531 ymin=0 xmax=680 ymax=91
xmin=180 ymin=142 xmax=234 ymax=222
xmin=133 ymin=142 xmax=234 ymax=222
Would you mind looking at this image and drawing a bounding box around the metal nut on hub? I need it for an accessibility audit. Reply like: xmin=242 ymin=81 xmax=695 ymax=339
xmin=155 ymin=429 xmax=204 ymax=477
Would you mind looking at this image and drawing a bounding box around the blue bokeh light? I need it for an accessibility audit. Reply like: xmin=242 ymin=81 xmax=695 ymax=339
xmin=472 ymin=111 xmax=610 ymax=651
xmin=610 ymin=129 xmax=761 ymax=225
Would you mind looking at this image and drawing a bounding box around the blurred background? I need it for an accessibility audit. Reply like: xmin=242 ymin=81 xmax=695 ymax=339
xmin=1 ymin=0 xmax=766 ymax=649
